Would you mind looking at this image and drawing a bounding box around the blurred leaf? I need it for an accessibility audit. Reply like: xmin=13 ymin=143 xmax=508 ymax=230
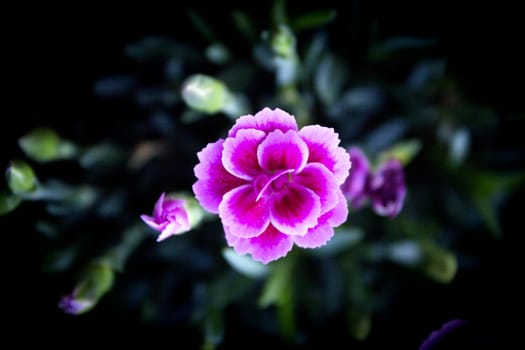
xmin=376 ymin=139 xmax=422 ymax=166
xmin=231 ymin=10 xmax=257 ymax=42
xmin=467 ymin=171 xmax=525 ymax=238
xmin=222 ymin=248 xmax=269 ymax=278
xmin=205 ymin=43 xmax=231 ymax=64
xmin=18 ymin=128 xmax=78 ymax=163
xmin=314 ymin=54 xmax=348 ymax=105
xmin=202 ymin=308 xmax=224 ymax=350
xmin=0 ymin=190 xmax=21 ymax=215
xmin=259 ymin=258 xmax=297 ymax=343
xmin=347 ymin=310 xmax=372 ymax=341
xmin=406 ymin=59 xmax=446 ymax=91
xmin=43 ymin=247 xmax=78 ymax=272
xmin=385 ymin=240 xmax=423 ymax=267
xmin=124 ymin=36 xmax=200 ymax=62
xmin=301 ymin=32 xmax=326 ymax=82
xmin=362 ymin=118 xmax=409 ymax=156
xmin=313 ymin=227 xmax=364 ymax=257
xmin=6 ymin=160 xmax=37 ymax=194
xmin=290 ymin=9 xmax=336 ymax=31
xmin=93 ymin=75 xmax=136 ymax=97
xmin=272 ymin=0 xmax=288 ymax=27
xmin=188 ymin=10 xmax=216 ymax=42
xmin=328 ymin=86 xmax=383 ymax=117
xmin=80 ymin=142 xmax=127 ymax=169
xmin=368 ymin=36 xmax=436 ymax=62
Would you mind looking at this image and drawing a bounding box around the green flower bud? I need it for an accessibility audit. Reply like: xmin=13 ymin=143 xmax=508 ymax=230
xmin=271 ymin=25 xmax=296 ymax=58
xmin=59 ymin=261 xmax=115 ymax=315
xmin=182 ymin=74 xmax=230 ymax=114
xmin=6 ymin=160 xmax=37 ymax=194
xmin=18 ymin=128 xmax=78 ymax=162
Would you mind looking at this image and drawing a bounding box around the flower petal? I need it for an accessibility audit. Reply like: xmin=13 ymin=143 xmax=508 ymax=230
xmin=295 ymin=163 xmax=338 ymax=214
xmin=225 ymin=224 xmax=294 ymax=264
xmin=293 ymin=221 xmax=334 ymax=249
xmin=270 ymin=184 xmax=320 ymax=236
xmin=219 ymin=184 xmax=270 ymax=238
xmin=294 ymin=191 xmax=348 ymax=248
xmin=157 ymin=219 xmax=190 ymax=242
xmin=228 ymin=107 xmax=298 ymax=137
xmin=193 ymin=140 xmax=247 ymax=213
xmin=153 ymin=192 xmax=166 ymax=220
xmin=299 ymin=125 xmax=351 ymax=184
xmin=222 ymin=129 xmax=266 ymax=180
xmin=140 ymin=214 xmax=165 ymax=231
xmin=369 ymin=159 xmax=406 ymax=218
xmin=257 ymin=129 xmax=308 ymax=172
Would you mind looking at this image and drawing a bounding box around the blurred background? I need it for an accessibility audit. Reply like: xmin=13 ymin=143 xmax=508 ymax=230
xmin=3 ymin=0 xmax=523 ymax=347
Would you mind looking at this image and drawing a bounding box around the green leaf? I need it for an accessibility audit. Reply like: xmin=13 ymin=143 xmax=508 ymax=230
xmin=0 ymin=190 xmax=22 ymax=215
xmin=18 ymin=128 xmax=78 ymax=163
xmin=6 ymin=160 xmax=37 ymax=194
xmin=347 ymin=310 xmax=372 ymax=341
xmin=188 ymin=10 xmax=216 ymax=42
xmin=202 ymin=308 xmax=224 ymax=350
xmin=368 ymin=36 xmax=436 ymax=62
xmin=222 ymin=248 xmax=269 ymax=278
xmin=376 ymin=139 xmax=422 ymax=166
xmin=290 ymin=9 xmax=336 ymax=31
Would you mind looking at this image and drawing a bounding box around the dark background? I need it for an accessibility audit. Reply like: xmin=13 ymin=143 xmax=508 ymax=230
xmin=3 ymin=0 xmax=521 ymax=347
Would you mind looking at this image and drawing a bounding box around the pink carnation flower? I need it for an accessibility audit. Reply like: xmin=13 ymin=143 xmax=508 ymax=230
xmin=193 ymin=107 xmax=351 ymax=263
xmin=141 ymin=193 xmax=191 ymax=242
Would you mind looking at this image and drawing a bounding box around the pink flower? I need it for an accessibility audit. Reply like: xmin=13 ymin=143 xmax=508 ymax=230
xmin=193 ymin=107 xmax=351 ymax=263
xmin=368 ymin=159 xmax=406 ymax=218
xmin=141 ymin=193 xmax=191 ymax=241
xmin=341 ymin=147 xmax=370 ymax=209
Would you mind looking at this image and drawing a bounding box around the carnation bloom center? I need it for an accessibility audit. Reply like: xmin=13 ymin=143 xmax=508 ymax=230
xmin=254 ymin=169 xmax=295 ymax=201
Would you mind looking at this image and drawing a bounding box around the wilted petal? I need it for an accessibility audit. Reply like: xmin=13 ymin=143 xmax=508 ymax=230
xmin=219 ymin=184 xmax=270 ymax=238
xmin=225 ymin=225 xmax=294 ymax=264
xmin=228 ymin=107 xmax=298 ymax=137
xmin=295 ymin=163 xmax=338 ymax=214
xmin=193 ymin=140 xmax=247 ymax=213
xmin=257 ymin=129 xmax=308 ymax=172
xmin=341 ymin=147 xmax=370 ymax=209
xmin=270 ymin=184 xmax=320 ymax=236
xmin=299 ymin=125 xmax=350 ymax=184
xmin=222 ymin=129 xmax=265 ymax=180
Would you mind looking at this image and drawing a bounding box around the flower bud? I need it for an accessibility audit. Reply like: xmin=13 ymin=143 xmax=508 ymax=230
xmin=6 ymin=160 xmax=37 ymax=194
xmin=18 ymin=128 xmax=78 ymax=162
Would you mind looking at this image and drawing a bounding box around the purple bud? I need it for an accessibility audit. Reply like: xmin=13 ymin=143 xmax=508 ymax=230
xmin=141 ymin=192 xmax=191 ymax=242
xmin=341 ymin=147 xmax=370 ymax=209
xmin=58 ymin=292 xmax=94 ymax=315
xmin=368 ymin=158 xmax=406 ymax=218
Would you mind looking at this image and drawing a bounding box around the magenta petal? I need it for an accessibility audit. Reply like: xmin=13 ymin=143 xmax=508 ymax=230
xmin=193 ymin=140 xmax=247 ymax=213
xmin=270 ymin=184 xmax=320 ymax=236
xmin=257 ymin=129 xmax=308 ymax=172
xmin=325 ymin=190 xmax=349 ymax=227
xmin=222 ymin=129 xmax=265 ymax=180
xmin=294 ymin=191 xmax=347 ymax=248
xmin=228 ymin=107 xmax=298 ymax=137
xmin=295 ymin=163 xmax=338 ymax=214
xmin=219 ymin=184 xmax=270 ymax=238
xmin=299 ymin=125 xmax=351 ymax=185
xmin=225 ymin=225 xmax=294 ymax=264
xmin=153 ymin=192 xmax=166 ymax=220
xmin=140 ymin=214 xmax=165 ymax=231
xmin=293 ymin=222 xmax=334 ymax=248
